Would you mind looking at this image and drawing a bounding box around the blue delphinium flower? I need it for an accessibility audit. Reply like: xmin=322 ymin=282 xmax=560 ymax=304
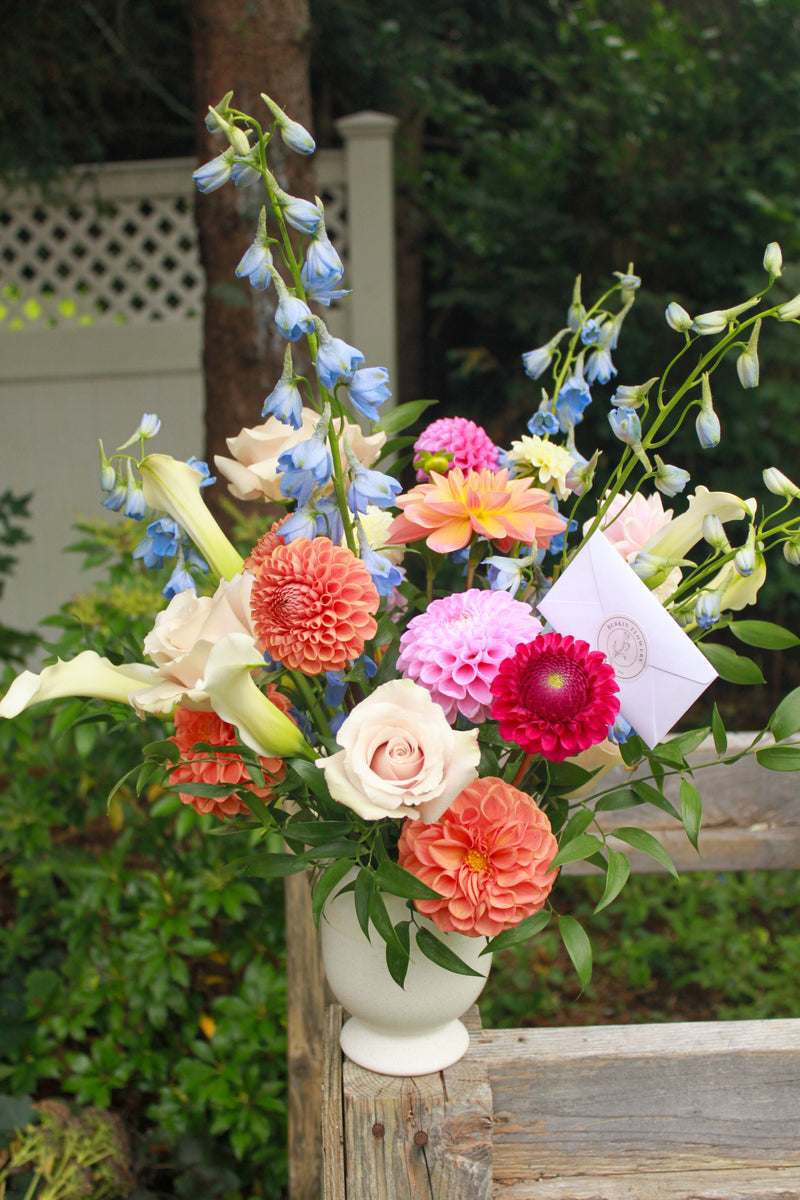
xmin=133 ymin=517 xmax=180 ymax=568
xmin=277 ymin=412 xmax=333 ymax=506
xmin=124 ymin=483 xmax=147 ymax=520
xmin=356 ymin=526 xmax=403 ymax=596
xmin=608 ymin=714 xmax=637 ymax=744
xmin=269 ymin=267 xmax=314 ymax=342
xmin=695 ymin=591 xmax=721 ymax=630
xmin=278 ymin=502 xmax=319 ymax=543
xmin=346 ymin=461 xmax=402 ymax=513
xmin=314 ymin=321 xmax=365 ymax=389
xmin=527 ymin=409 xmax=559 ymax=437
xmin=345 ymin=366 xmax=391 ymax=420
xmin=263 ymin=346 xmax=303 ymax=429
xmin=163 ymin=562 xmax=197 ymax=600
xmin=186 ymin=457 xmax=216 ymax=487
xmin=313 ymin=496 xmax=345 ymax=545
xmin=193 ymin=148 xmax=235 ymax=194
xmin=324 ymin=671 xmax=348 ymax=707
xmin=547 ymin=518 xmax=578 ymax=555
xmin=654 ymin=455 xmax=690 ymax=497
xmin=556 ymin=358 xmax=592 ymax=432
xmin=608 ymin=406 xmax=642 ymax=446
xmin=262 ymin=93 xmax=316 ymax=155
xmin=483 ymin=555 xmax=526 ymax=596
xmin=301 ymin=225 xmax=345 ymax=296
xmin=236 ymin=208 xmax=273 ymax=290
xmin=231 ymin=148 xmax=262 ymax=188
xmin=579 ymin=317 xmax=602 ymax=346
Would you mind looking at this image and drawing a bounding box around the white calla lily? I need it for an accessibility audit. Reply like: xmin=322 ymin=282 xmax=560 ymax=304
xmin=139 ymin=454 xmax=243 ymax=581
xmin=0 ymin=652 xmax=158 ymax=718
xmin=201 ymin=633 xmax=313 ymax=760
xmin=639 ymin=487 xmax=756 ymax=562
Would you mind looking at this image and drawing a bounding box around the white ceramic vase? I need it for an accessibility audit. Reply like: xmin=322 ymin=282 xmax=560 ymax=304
xmin=320 ymin=879 xmax=492 ymax=1076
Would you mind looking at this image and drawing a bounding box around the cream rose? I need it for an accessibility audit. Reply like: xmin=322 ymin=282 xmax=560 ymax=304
xmin=215 ymin=407 xmax=386 ymax=502
xmin=317 ymin=679 xmax=480 ymax=822
xmin=134 ymin=573 xmax=258 ymax=712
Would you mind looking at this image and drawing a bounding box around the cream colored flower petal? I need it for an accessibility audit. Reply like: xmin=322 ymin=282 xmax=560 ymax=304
xmin=0 ymin=652 xmax=157 ymax=718
xmin=140 ymin=454 xmax=243 ymax=580
xmin=641 ymin=487 xmax=755 ymax=562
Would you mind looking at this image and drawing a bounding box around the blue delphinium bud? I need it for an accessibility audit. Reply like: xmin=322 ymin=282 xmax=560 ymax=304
xmin=205 ymin=92 xmax=234 ymax=134
xmin=186 ymin=457 xmax=216 ymax=487
xmin=564 ymin=448 xmax=600 ymax=497
xmin=522 ymin=342 xmax=555 ymax=380
xmin=136 ymin=413 xmax=162 ymax=440
xmin=776 ymin=292 xmax=800 ymax=322
xmin=265 ymin=171 xmax=322 ymax=236
xmin=231 ymin=147 xmax=262 ymax=188
xmin=610 ymin=378 xmax=659 ymax=409
xmin=702 ymin=514 xmax=729 ymax=552
xmin=193 ymin=148 xmax=235 ymax=194
xmin=269 ymin=267 xmax=315 ymax=342
xmin=163 ymin=562 xmax=197 ymax=601
xmin=102 ymin=482 xmax=127 ymax=512
xmin=579 ymin=317 xmax=602 ymax=346
xmin=654 ymin=455 xmax=690 ymax=497
xmin=345 ymin=458 xmax=402 ymax=513
xmin=692 ymin=297 xmax=759 ymax=336
xmin=630 ymin=553 xmax=674 ymax=586
xmin=236 ymin=207 xmax=273 ymax=290
xmin=345 ymin=366 xmax=391 ymax=420
xmin=527 ymin=409 xmax=560 ymax=437
xmin=278 ymin=407 xmax=333 ymax=505
xmin=585 ymin=340 xmax=616 ymax=385
xmin=483 ymin=555 xmax=527 ymax=596
xmin=695 ymin=373 xmax=721 ymax=449
xmin=567 ymin=275 xmax=586 ymax=332
xmin=735 ymin=318 xmax=761 ymax=389
xmin=99 ymin=440 xmax=116 ymax=493
xmin=261 ymin=93 xmax=316 ymax=154
xmin=608 ymin=714 xmax=637 ymax=744
xmin=614 ymin=270 xmax=641 ymax=295
xmin=665 ymin=301 xmax=693 ymax=332
xmin=301 ymin=219 xmax=345 ymax=297
xmin=763 ymin=242 xmax=783 ymax=279
xmin=695 ymin=591 xmax=721 ymax=630
xmin=608 ymin=406 xmax=642 ymax=446
xmin=263 ymin=345 xmax=303 ymax=429
xmin=734 ymin=544 xmax=756 ymax=577
xmin=314 ymin=320 xmax=365 ymax=389
xmin=763 ymin=467 xmax=800 ymax=498
xmin=784 ymin=536 xmax=800 ymax=567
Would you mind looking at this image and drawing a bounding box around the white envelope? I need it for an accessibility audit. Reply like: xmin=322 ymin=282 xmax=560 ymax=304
xmin=537 ymin=530 xmax=717 ymax=748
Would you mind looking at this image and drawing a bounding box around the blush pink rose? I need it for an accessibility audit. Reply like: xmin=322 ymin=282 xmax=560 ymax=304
xmin=316 ymin=679 xmax=480 ymax=821
xmin=135 ymin=573 xmax=257 ymax=711
xmin=215 ymin=408 xmax=386 ymax=502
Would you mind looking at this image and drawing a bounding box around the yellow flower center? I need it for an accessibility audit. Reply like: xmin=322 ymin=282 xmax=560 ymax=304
xmin=466 ymin=847 xmax=490 ymax=872
xmin=547 ymin=672 xmax=565 ymax=690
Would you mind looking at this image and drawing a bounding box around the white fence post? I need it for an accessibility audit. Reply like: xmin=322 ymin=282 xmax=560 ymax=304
xmin=334 ymin=112 xmax=399 ymax=400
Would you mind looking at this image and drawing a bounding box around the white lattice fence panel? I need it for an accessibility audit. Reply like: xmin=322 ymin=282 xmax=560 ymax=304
xmin=0 ymin=191 xmax=202 ymax=330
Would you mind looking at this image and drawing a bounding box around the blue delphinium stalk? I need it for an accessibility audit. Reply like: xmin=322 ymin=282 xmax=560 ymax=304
xmin=345 ymin=366 xmax=391 ymax=421
xmin=262 ymin=345 xmax=303 ymax=428
xmin=314 ymin=319 xmax=365 ymax=390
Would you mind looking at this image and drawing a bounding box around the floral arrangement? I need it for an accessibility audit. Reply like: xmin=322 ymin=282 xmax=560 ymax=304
xmin=3 ymin=92 xmax=800 ymax=989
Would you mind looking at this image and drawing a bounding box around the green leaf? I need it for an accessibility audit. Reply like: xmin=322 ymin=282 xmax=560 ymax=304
xmin=354 ymin=868 xmax=373 ymax=939
xmin=169 ymin=782 xmax=240 ymax=799
xmin=712 ymin=704 xmax=727 ymax=755
xmin=679 ymin=778 xmax=703 ymax=851
xmin=649 ymin=740 xmax=688 ymax=769
xmin=374 ymin=398 xmax=437 ymax=437
xmin=699 ymin=642 xmax=766 ymax=685
xmin=618 ymin=735 xmax=645 ymax=767
xmin=770 ymin=686 xmax=800 ymax=743
xmin=546 ymin=763 xmax=597 ymax=793
xmin=594 ymin=788 xmax=641 ymax=812
xmin=311 ymin=859 xmax=354 ymax=927
xmin=373 ymin=860 xmax=441 ymax=900
xmin=415 ymin=926 xmax=483 ymax=977
xmin=481 ymin=910 xmax=551 ymax=955
xmin=560 ymin=808 xmax=594 ymax=843
xmin=369 ymin=888 xmax=406 ymax=953
xmin=665 ymin=727 xmax=711 ymax=759
xmin=631 ymin=781 xmax=681 ymax=823
xmin=549 ymin=833 xmax=605 ymax=870
xmin=144 ymin=738 xmax=180 ymax=763
xmin=282 ymin=820 xmax=355 ymax=846
xmin=594 ymin=849 xmax=631 ymax=913
xmin=385 ymin=921 xmax=411 ymax=988
xmin=612 ymin=827 xmax=679 ymax=877
xmin=755 ymin=745 xmax=800 ymax=772
xmin=558 ymin=915 xmax=592 ymax=989
xmin=730 ymin=620 xmax=800 ymax=650
xmin=287 ymin=757 xmax=328 ymax=800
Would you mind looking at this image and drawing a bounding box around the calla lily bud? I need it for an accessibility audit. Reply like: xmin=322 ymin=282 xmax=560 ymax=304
xmin=692 ymin=296 xmax=759 ymax=335
xmin=695 ymin=591 xmax=721 ymax=630
xmin=702 ymin=514 xmax=729 ymax=551
xmin=654 ymin=455 xmax=690 ymax=497
xmin=696 ymin=374 xmax=721 ymax=449
xmin=610 ymin=377 xmax=659 ymax=409
xmin=665 ymin=302 xmax=693 ymax=332
xmin=776 ymin=292 xmax=800 ymax=322
xmin=567 ymin=275 xmax=586 ymax=332
xmin=763 ymin=242 xmax=783 ymax=279
xmin=763 ymin=467 xmax=800 ymax=498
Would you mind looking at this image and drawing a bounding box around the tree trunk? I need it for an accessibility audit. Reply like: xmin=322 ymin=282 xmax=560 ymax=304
xmin=191 ymin=0 xmax=315 ymax=528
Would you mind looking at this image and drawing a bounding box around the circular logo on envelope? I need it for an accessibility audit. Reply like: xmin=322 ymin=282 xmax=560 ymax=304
xmin=597 ymin=614 xmax=648 ymax=681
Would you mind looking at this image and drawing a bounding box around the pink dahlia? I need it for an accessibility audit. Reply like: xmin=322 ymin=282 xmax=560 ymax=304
xmin=169 ymin=694 xmax=292 ymax=818
xmin=397 ymin=776 xmax=559 ymax=937
xmin=413 ymin=416 xmax=500 ymax=481
xmin=593 ymin=491 xmax=673 ymax=562
xmin=396 ymin=589 xmax=542 ymax=723
xmin=490 ymin=632 xmax=620 ymax=761
xmin=250 ymin=537 xmax=379 ymax=674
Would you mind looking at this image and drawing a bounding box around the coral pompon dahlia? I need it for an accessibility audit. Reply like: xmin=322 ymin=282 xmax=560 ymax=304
xmin=250 ymin=537 xmax=379 ymax=674
xmin=169 ymin=700 xmax=290 ymax=818
xmin=398 ymin=776 xmax=559 ymax=936
xmin=490 ymin=632 xmax=620 ymax=761
xmin=386 ymin=467 xmax=567 ymax=554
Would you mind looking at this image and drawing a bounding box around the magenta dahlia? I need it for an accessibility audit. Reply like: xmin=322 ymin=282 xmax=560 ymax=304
xmin=490 ymin=632 xmax=620 ymax=761
xmin=413 ymin=416 xmax=500 ymax=481
xmin=396 ymin=588 xmax=542 ymax=724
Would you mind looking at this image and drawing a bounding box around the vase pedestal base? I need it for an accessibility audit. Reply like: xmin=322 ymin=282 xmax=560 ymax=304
xmin=339 ymin=1015 xmax=469 ymax=1076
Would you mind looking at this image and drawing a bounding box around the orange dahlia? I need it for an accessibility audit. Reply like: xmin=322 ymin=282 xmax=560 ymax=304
xmin=169 ymin=691 xmax=292 ymax=818
xmin=250 ymin=537 xmax=379 ymax=674
xmin=243 ymin=517 xmax=289 ymax=572
xmin=386 ymin=467 xmax=567 ymax=554
xmin=398 ymin=776 xmax=558 ymax=937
